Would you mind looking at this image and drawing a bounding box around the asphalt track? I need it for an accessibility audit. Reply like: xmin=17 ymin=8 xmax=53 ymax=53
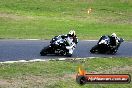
xmin=0 ymin=40 xmax=132 ymax=62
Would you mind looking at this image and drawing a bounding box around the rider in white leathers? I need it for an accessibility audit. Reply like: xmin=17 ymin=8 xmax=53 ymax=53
xmin=60 ymin=30 xmax=78 ymax=56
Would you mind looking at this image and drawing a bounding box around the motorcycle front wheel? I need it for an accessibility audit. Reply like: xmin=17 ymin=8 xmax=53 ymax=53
xmin=40 ymin=46 xmax=49 ymax=56
xmin=90 ymin=45 xmax=98 ymax=53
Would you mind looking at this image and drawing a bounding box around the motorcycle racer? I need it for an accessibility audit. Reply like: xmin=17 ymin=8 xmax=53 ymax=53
xmin=40 ymin=30 xmax=78 ymax=57
xmin=110 ymin=33 xmax=120 ymax=47
xmin=90 ymin=33 xmax=124 ymax=54
xmin=60 ymin=30 xmax=78 ymax=56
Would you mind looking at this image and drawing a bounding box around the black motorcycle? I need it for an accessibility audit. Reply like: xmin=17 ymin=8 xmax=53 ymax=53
xmin=90 ymin=35 xmax=124 ymax=54
xmin=40 ymin=36 xmax=72 ymax=57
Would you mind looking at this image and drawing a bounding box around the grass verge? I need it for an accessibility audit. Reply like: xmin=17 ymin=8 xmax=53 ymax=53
xmin=0 ymin=58 xmax=132 ymax=88
xmin=0 ymin=0 xmax=132 ymax=40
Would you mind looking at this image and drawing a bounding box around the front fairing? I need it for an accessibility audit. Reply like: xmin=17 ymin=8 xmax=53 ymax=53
xmin=98 ymin=35 xmax=110 ymax=45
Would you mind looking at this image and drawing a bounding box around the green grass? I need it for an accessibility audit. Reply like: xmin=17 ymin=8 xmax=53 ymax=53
xmin=0 ymin=58 xmax=132 ymax=88
xmin=0 ymin=0 xmax=132 ymax=40
xmin=0 ymin=1 xmax=132 ymax=87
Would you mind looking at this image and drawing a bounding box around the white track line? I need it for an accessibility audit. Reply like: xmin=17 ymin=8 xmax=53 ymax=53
xmin=24 ymin=39 xmax=40 ymax=40
xmin=0 ymin=57 xmax=98 ymax=64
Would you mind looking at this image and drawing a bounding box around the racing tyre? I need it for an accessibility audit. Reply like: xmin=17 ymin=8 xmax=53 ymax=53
xmin=90 ymin=45 xmax=98 ymax=53
xmin=40 ymin=46 xmax=49 ymax=56
xmin=110 ymin=49 xmax=117 ymax=54
xmin=40 ymin=49 xmax=47 ymax=56
xmin=66 ymin=53 xmax=72 ymax=57
xmin=90 ymin=49 xmax=96 ymax=53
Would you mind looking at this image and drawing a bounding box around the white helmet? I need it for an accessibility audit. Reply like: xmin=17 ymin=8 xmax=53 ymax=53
xmin=68 ymin=30 xmax=75 ymax=37
xmin=111 ymin=33 xmax=117 ymax=37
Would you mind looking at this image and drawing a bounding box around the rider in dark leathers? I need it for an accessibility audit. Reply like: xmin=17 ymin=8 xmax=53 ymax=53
xmin=109 ymin=33 xmax=120 ymax=49
xmin=98 ymin=33 xmax=120 ymax=48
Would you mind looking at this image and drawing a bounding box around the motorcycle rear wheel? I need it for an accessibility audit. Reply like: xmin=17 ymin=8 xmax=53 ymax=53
xmin=66 ymin=53 xmax=72 ymax=57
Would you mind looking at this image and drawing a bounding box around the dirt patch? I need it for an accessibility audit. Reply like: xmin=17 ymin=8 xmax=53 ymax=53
xmin=0 ymin=79 xmax=10 ymax=85
xmin=63 ymin=73 xmax=76 ymax=79
xmin=0 ymin=75 xmax=66 ymax=87
xmin=97 ymin=65 xmax=132 ymax=74
xmin=103 ymin=17 xmax=132 ymax=24
xmin=0 ymin=12 xmax=33 ymax=21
